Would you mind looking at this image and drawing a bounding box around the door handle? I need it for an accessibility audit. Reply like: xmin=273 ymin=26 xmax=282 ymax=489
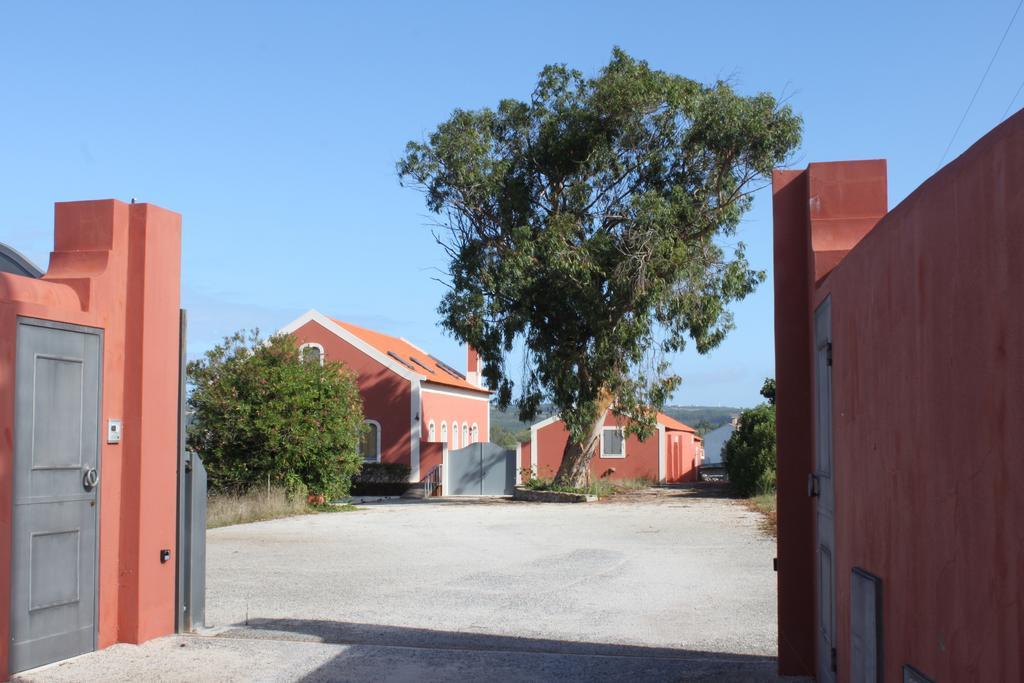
xmin=83 ymin=467 xmax=100 ymax=491
xmin=807 ymin=473 xmax=820 ymax=498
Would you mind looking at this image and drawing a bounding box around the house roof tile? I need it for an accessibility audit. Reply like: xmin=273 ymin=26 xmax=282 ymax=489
xmin=331 ymin=319 xmax=490 ymax=394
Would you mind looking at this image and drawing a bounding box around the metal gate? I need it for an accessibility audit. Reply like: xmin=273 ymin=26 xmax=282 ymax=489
xmin=813 ymin=296 xmax=836 ymax=683
xmin=447 ymin=443 xmax=515 ymax=495
xmin=11 ymin=318 xmax=102 ymax=674
xmin=175 ymin=310 xmax=206 ymax=632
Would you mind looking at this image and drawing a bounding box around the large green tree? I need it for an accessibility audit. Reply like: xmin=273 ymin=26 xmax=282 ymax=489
xmin=399 ymin=49 xmax=801 ymax=487
xmin=187 ymin=331 xmax=365 ymax=499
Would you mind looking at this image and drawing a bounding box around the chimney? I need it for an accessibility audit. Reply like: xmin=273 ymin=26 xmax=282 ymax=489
xmin=466 ymin=346 xmax=482 ymax=388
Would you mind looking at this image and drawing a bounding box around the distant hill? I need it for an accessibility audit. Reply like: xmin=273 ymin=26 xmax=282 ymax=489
xmin=489 ymin=404 xmax=742 ymax=442
xmin=658 ymin=406 xmax=742 ymax=435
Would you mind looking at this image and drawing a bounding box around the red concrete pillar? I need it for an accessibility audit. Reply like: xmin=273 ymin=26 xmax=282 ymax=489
xmin=118 ymin=204 xmax=182 ymax=643
xmin=772 ymin=161 xmax=886 ymax=676
xmin=772 ymin=168 xmax=816 ymax=676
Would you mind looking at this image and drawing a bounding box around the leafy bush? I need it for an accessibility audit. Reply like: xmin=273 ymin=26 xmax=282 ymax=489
xmin=351 ymin=462 xmax=412 ymax=496
xmin=188 ymin=330 xmax=365 ymax=500
xmin=722 ymin=403 xmax=776 ymax=497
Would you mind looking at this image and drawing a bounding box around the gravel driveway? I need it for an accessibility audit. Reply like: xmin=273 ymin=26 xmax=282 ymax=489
xmin=18 ymin=487 xmax=793 ymax=682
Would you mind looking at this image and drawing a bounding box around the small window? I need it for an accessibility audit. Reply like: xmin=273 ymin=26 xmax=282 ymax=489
xmin=428 ymin=420 xmax=436 ymax=442
xmin=440 ymin=421 xmax=448 ymax=444
xmin=299 ymin=342 xmax=324 ymax=366
xmin=462 ymin=423 xmax=469 ymax=446
xmin=452 ymin=421 xmax=460 ymax=449
xmin=600 ymin=427 xmax=626 ymax=458
xmin=471 ymin=423 xmax=479 ymax=443
xmin=360 ymin=420 xmax=381 ymax=463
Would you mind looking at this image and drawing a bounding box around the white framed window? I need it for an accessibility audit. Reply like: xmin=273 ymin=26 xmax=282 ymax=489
xmin=440 ymin=421 xmax=448 ymax=445
xmin=428 ymin=420 xmax=436 ymax=442
xmin=298 ymin=342 xmax=325 ymax=365
xmin=471 ymin=423 xmax=479 ymax=443
xmin=462 ymin=423 xmax=469 ymax=446
xmin=452 ymin=421 xmax=460 ymax=449
xmin=360 ymin=420 xmax=381 ymax=463
xmin=600 ymin=427 xmax=626 ymax=458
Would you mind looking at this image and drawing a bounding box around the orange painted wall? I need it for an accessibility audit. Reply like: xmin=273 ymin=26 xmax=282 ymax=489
xmin=774 ymin=110 xmax=1024 ymax=680
xmin=419 ymin=441 xmax=445 ymax=482
xmin=420 ymin=386 xmax=488 ymax=450
xmin=665 ymin=431 xmax=702 ymax=483
xmin=291 ymin=320 xmax=412 ymax=469
xmin=0 ymin=200 xmax=181 ymax=674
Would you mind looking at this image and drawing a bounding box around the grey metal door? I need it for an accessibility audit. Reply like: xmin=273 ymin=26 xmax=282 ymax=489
xmin=480 ymin=443 xmax=515 ymax=495
xmin=448 ymin=443 xmax=515 ymax=495
xmin=814 ymin=297 xmax=836 ymax=683
xmin=11 ymin=319 xmax=102 ymax=674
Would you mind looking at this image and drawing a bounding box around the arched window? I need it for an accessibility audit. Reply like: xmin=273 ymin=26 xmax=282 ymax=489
xmin=471 ymin=423 xmax=479 ymax=443
xmin=299 ymin=342 xmax=324 ymax=366
xmin=440 ymin=421 xmax=447 ymax=446
xmin=428 ymin=420 xmax=436 ymax=442
xmin=462 ymin=423 xmax=469 ymax=446
xmin=452 ymin=421 xmax=459 ymax=449
xmin=360 ymin=420 xmax=381 ymax=463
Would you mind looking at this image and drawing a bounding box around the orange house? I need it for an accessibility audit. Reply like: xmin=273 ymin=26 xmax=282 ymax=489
xmin=521 ymin=412 xmax=703 ymax=483
xmin=278 ymin=310 xmax=491 ymax=482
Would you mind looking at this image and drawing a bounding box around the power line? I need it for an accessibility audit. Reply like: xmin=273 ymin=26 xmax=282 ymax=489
xmin=1000 ymin=76 xmax=1024 ymax=121
xmin=938 ymin=0 xmax=1023 ymax=168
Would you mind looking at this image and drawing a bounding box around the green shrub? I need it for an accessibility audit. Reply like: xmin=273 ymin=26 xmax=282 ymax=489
xmin=188 ymin=330 xmax=365 ymax=500
xmin=351 ymin=462 xmax=412 ymax=496
xmin=723 ymin=403 xmax=776 ymax=497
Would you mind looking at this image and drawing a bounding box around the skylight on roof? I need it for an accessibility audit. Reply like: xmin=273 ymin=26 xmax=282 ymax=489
xmin=387 ymin=351 xmax=415 ymax=370
xmin=409 ymin=356 xmax=435 ymax=374
xmin=428 ymin=354 xmax=466 ymax=380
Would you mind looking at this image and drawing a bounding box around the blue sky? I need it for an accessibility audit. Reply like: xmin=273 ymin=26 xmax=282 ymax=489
xmin=2 ymin=1 xmax=1022 ymax=407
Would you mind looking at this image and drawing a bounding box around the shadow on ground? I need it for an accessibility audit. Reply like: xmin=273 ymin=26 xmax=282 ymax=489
xmin=214 ymin=618 xmax=794 ymax=682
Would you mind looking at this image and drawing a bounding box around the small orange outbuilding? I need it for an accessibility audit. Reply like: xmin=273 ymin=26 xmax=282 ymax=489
xmin=0 ymin=201 xmax=182 ymax=676
xmin=521 ymin=412 xmax=703 ymax=483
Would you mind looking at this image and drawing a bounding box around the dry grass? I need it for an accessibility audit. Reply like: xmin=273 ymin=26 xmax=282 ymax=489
xmin=745 ymin=491 xmax=777 ymax=537
xmin=207 ymin=487 xmax=356 ymax=529
xmin=525 ymin=476 xmax=656 ymax=498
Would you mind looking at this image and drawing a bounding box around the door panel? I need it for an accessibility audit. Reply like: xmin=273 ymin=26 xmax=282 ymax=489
xmin=448 ymin=443 xmax=515 ymax=495
xmin=814 ymin=297 xmax=836 ymax=683
xmin=11 ymin=319 xmax=102 ymax=674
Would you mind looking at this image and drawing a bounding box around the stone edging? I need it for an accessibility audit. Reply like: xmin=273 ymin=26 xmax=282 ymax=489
xmin=512 ymin=486 xmax=597 ymax=503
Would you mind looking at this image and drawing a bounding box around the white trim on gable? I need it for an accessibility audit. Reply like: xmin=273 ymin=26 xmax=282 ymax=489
xmin=278 ymin=309 xmax=424 ymax=383
xmin=420 ymin=384 xmax=491 ymax=400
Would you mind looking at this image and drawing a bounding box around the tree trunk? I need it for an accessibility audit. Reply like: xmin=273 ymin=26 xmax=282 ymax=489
xmin=553 ymin=389 xmax=614 ymax=489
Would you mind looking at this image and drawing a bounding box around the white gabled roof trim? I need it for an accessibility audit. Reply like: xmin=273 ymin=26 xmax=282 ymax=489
xmin=420 ymin=384 xmax=491 ymax=401
xmin=529 ymin=414 xmax=562 ymax=432
xmin=278 ymin=309 xmax=424 ymax=383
